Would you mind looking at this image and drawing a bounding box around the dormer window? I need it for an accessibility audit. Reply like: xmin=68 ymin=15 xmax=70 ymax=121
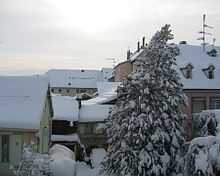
xmin=180 ymin=63 xmax=194 ymax=79
xmin=202 ymin=64 xmax=215 ymax=79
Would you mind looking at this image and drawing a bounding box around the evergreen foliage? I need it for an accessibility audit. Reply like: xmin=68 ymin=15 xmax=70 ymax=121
xmin=102 ymin=24 xmax=186 ymax=176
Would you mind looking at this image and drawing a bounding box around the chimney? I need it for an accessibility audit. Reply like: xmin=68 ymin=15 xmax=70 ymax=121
xmin=142 ymin=37 xmax=145 ymax=48
xmin=127 ymin=49 xmax=131 ymax=60
xmin=137 ymin=41 xmax=140 ymax=52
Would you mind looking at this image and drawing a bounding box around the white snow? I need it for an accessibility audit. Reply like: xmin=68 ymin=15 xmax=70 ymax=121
xmin=185 ymin=110 xmax=220 ymax=175
xmin=101 ymin=68 xmax=114 ymax=81
xmin=51 ymin=94 xmax=112 ymax=123
xmin=91 ymin=148 xmax=106 ymax=168
xmin=51 ymin=134 xmax=80 ymax=143
xmin=83 ymin=82 xmax=121 ymax=105
xmin=199 ymin=110 xmax=220 ymax=137
xmin=79 ymin=104 xmax=112 ymax=122
xmin=176 ymin=44 xmax=220 ymax=89
xmin=0 ymin=75 xmax=49 ymax=130
xmin=49 ymin=144 xmax=77 ymax=176
xmin=76 ymin=148 xmax=106 ymax=176
xmin=130 ymin=44 xmax=220 ymax=89
xmin=52 ymin=96 xmax=79 ymax=121
xmin=47 ymin=69 xmax=107 ymax=89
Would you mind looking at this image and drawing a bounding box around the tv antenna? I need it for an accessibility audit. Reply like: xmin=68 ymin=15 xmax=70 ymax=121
xmin=106 ymin=58 xmax=116 ymax=67
xmin=197 ymin=14 xmax=213 ymax=51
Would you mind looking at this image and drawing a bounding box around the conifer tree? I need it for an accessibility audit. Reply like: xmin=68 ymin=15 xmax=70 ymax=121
xmin=102 ymin=24 xmax=186 ymax=176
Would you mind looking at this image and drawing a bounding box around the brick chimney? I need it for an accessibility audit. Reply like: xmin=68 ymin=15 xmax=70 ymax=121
xmin=137 ymin=41 xmax=140 ymax=52
xmin=127 ymin=49 xmax=131 ymax=60
xmin=142 ymin=37 xmax=145 ymax=48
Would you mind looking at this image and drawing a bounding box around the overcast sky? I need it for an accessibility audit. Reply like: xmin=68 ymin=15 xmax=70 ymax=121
xmin=0 ymin=0 xmax=220 ymax=75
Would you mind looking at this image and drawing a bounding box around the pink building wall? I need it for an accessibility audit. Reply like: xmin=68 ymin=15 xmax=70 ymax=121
xmin=114 ymin=61 xmax=133 ymax=82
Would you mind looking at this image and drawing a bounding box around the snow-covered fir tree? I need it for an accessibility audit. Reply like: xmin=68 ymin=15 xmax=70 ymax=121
xmin=102 ymin=24 xmax=186 ymax=176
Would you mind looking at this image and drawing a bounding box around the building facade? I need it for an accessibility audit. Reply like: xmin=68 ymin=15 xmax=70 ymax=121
xmin=0 ymin=76 xmax=53 ymax=174
xmin=114 ymin=44 xmax=220 ymax=138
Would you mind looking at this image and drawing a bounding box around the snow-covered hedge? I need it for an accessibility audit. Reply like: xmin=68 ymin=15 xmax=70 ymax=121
xmin=184 ymin=136 xmax=220 ymax=176
xmin=185 ymin=110 xmax=220 ymax=176
xmin=14 ymin=144 xmax=53 ymax=176
xmin=49 ymin=144 xmax=76 ymax=176
xmin=192 ymin=110 xmax=220 ymax=138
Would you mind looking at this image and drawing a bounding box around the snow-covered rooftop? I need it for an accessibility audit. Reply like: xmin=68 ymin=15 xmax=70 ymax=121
xmin=51 ymin=134 xmax=80 ymax=142
xmin=47 ymin=69 xmax=111 ymax=89
xmin=52 ymin=96 xmax=79 ymax=121
xmin=79 ymin=104 xmax=112 ymax=122
xmin=83 ymin=82 xmax=121 ymax=105
xmin=52 ymin=95 xmax=113 ymax=122
xmin=0 ymin=75 xmax=49 ymax=130
xmin=101 ymin=68 xmax=114 ymax=81
xmin=130 ymin=44 xmax=220 ymax=90
xmin=176 ymin=44 xmax=220 ymax=89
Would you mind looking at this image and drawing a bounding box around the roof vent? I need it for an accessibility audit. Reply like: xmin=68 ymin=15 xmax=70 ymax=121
xmin=179 ymin=41 xmax=187 ymax=44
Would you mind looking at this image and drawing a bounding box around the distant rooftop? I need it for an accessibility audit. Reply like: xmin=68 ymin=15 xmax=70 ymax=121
xmin=0 ymin=75 xmax=49 ymax=130
xmin=47 ymin=68 xmax=113 ymax=89
xmin=128 ymin=44 xmax=220 ymax=90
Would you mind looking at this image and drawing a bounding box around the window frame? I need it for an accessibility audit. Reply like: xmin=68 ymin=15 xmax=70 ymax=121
xmin=191 ymin=97 xmax=206 ymax=114
xmin=1 ymin=135 xmax=9 ymax=163
xmin=180 ymin=64 xmax=193 ymax=79
xmin=210 ymin=97 xmax=220 ymax=109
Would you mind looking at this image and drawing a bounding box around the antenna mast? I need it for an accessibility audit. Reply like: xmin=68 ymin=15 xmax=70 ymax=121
xmin=197 ymin=14 xmax=213 ymax=51
xmin=106 ymin=58 xmax=116 ymax=68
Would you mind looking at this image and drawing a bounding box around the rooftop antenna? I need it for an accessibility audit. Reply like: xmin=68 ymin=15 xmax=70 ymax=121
xmin=197 ymin=14 xmax=213 ymax=52
xmin=212 ymin=38 xmax=216 ymax=47
xmin=106 ymin=58 xmax=116 ymax=67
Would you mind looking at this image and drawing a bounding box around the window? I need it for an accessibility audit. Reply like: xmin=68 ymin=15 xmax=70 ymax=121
xmin=192 ymin=97 xmax=206 ymax=114
xmin=79 ymin=124 xmax=94 ymax=134
xmin=210 ymin=97 xmax=220 ymax=109
xmin=80 ymin=89 xmax=87 ymax=93
xmin=202 ymin=64 xmax=215 ymax=79
xmin=208 ymin=70 xmax=214 ymax=79
xmin=51 ymin=88 xmax=54 ymax=93
xmin=66 ymin=89 xmax=70 ymax=93
xmin=76 ymin=89 xmax=81 ymax=94
xmin=1 ymin=135 xmax=9 ymax=162
xmin=186 ymin=69 xmax=192 ymax=79
xmin=58 ymin=89 xmax=62 ymax=93
xmin=180 ymin=63 xmax=193 ymax=79
xmin=85 ymin=124 xmax=93 ymax=134
xmin=94 ymin=123 xmax=105 ymax=134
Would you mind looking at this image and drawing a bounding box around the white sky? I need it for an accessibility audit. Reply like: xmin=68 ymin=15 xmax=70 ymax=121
xmin=0 ymin=0 xmax=220 ymax=75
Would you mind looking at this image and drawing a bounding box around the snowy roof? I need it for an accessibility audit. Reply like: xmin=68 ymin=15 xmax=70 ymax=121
xmin=52 ymin=95 xmax=112 ymax=122
xmin=51 ymin=134 xmax=80 ymax=142
xmin=176 ymin=44 xmax=220 ymax=89
xmin=130 ymin=44 xmax=220 ymax=90
xmin=130 ymin=49 xmax=144 ymax=62
xmin=52 ymin=96 xmax=79 ymax=121
xmin=101 ymin=68 xmax=114 ymax=81
xmin=0 ymin=75 xmax=49 ymax=130
xmin=79 ymin=104 xmax=112 ymax=122
xmin=47 ymin=69 xmax=103 ymax=88
xmin=83 ymin=82 xmax=121 ymax=105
